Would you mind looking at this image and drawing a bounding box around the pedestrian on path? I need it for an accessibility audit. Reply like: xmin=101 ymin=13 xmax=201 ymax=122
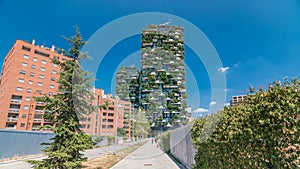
xmin=157 ymin=140 xmax=160 ymax=148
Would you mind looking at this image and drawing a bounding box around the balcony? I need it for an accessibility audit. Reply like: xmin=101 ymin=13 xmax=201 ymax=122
xmin=8 ymin=108 xmax=20 ymax=113
xmin=44 ymin=119 xmax=51 ymax=123
xmin=36 ymin=101 xmax=45 ymax=106
xmin=35 ymin=110 xmax=44 ymax=113
xmin=7 ymin=117 xmax=18 ymax=122
xmin=32 ymin=127 xmax=39 ymax=131
xmin=10 ymin=99 xmax=22 ymax=104
xmin=33 ymin=118 xmax=42 ymax=123
xmin=5 ymin=126 xmax=16 ymax=130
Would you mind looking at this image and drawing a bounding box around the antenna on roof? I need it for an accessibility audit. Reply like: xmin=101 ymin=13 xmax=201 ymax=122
xmin=159 ymin=19 xmax=172 ymax=26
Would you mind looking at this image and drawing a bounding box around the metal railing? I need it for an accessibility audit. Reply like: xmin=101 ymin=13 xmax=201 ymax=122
xmin=7 ymin=117 xmax=18 ymax=122
xmin=35 ymin=110 xmax=44 ymax=113
xmin=33 ymin=119 xmax=42 ymax=122
xmin=8 ymin=108 xmax=20 ymax=113
xmin=10 ymin=99 xmax=22 ymax=104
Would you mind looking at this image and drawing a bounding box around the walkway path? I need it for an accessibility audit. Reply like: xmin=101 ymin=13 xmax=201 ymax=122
xmin=111 ymin=141 xmax=180 ymax=169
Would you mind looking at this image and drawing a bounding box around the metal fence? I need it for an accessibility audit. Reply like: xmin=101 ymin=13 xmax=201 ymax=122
xmin=0 ymin=129 xmax=114 ymax=159
xmin=169 ymin=124 xmax=197 ymax=169
xmin=0 ymin=129 xmax=54 ymax=159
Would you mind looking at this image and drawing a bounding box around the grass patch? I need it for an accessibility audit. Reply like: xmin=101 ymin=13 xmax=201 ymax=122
xmin=82 ymin=142 xmax=146 ymax=169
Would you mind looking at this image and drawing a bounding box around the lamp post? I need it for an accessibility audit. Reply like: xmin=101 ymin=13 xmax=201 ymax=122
xmin=114 ymin=96 xmax=119 ymax=154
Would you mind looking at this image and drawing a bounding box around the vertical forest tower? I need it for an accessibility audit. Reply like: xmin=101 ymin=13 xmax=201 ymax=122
xmin=140 ymin=24 xmax=187 ymax=128
xmin=116 ymin=24 xmax=187 ymax=129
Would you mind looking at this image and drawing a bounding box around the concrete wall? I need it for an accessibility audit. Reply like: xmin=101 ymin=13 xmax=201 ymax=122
xmin=0 ymin=129 xmax=54 ymax=159
xmin=169 ymin=124 xmax=197 ymax=169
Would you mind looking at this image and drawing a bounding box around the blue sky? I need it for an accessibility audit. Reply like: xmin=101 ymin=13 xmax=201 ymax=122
xmin=1 ymin=0 xmax=300 ymax=115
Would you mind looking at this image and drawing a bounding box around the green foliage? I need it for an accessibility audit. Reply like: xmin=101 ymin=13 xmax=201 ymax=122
xmin=117 ymin=127 xmax=126 ymax=137
xmin=107 ymin=136 xmax=115 ymax=146
xmin=133 ymin=110 xmax=151 ymax=138
xmin=28 ymin=27 xmax=94 ymax=169
xmin=191 ymin=78 xmax=300 ymax=168
xmin=161 ymin=130 xmax=172 ymax=153
xmin=93 ymin=136 xmax=104 ymax=145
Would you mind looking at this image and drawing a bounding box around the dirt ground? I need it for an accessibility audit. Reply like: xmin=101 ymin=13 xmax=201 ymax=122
xmin=82 ymin=145 xmax=141 ymax=169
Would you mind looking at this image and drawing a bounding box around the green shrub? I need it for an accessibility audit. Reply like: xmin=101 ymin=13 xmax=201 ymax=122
xmin=107 ymin=136 xmax=115 ymax=146
xmin=191 ymin=78 xmax=300 ymax=168
xmin=161 ymin=131 xmax=172 ymax=153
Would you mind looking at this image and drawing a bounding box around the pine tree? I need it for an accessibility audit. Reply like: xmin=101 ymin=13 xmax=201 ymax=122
xmin=28 ymin=27 xmax=94 ymax=169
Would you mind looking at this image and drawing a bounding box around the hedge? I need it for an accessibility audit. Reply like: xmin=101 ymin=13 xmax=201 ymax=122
xmin=191 ymin=78 xmax=300 ymax=168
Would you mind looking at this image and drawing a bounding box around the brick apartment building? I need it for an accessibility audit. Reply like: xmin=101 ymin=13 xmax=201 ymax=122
xmin=80 ymin=89 xmax=132 ymax=137
xmin=230 ymin=95 xmax=248 ymax=106
xmin=0 ymin=40 xmax=131 ymax=137
xmin=0 ymin=40 xmax=70 ymax=130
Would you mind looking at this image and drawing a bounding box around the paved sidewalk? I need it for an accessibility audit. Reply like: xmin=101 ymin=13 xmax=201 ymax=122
xmin=111 ymin=141 xmax=180 ymax=169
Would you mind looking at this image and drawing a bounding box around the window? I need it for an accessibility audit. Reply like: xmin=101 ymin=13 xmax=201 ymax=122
xmin=40 ymin=67 xmax=45 ymax=71
xmin=20 ymin=123 xmax=25 ymax=127
xmin=54 ymin=56 xmax=59 ymax=60
xmin=53 ymin=64 xmax=58 ymax=67
xmin=23 ymin=55 xmax=29 ymax=59
xmin=50 ymin=85 xmax=55 ymax=89
xmin=38 ymin=75 xmax=44 ymax=79
xmin=48 ymin=92 xmax=53 ymax=96
xmin=31 ymin=65 xmax=36 ymax=69
xmin=41 ymin=60 xmax=47 ymax=64
xmin=108 ymin=107 xmax=114 ymax=111
xmin=22 ymin=114 xmax=27 ymax=118
xmin=20 ymin=70 xmax=26 ymax=75
xmin=27 ymin=88 xmax=32 ymax=93
xmin=18 ymin=78 xmax=25 ymax=83
xmin=52 ymin=70 xmax=57 ymax=74
xmin=50 ymin=77 xmax=56 ymax=81
xmin=35 ymin=50 xmax=50 ymax=57
xmin=33 ymin=57 xmax=37 ymax=61
xmin=25 ymin=97 xmax=30 ymax=101
xmin=30 ymin=73 xmax=34 ymax=77
xmin=16 ymin=87 xmax=23 ymax=91
xmin=22 ymin=62 xmax=28 ymax=67
xmin=22 ymin=46 xmax=31 ymax=52
xmin=28 ymin=80 xmax=33 ymax=85
xmin=62 ymin=58 xmax=66 ymax=62
xmin=24 ymin=105 xmax=29 ymax=110
xmin=37 ymin=82 xmax=43 ymax=86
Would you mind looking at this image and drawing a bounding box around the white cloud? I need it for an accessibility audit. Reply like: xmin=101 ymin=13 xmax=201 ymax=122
xmin=193 ymin=108 xmax=208 ymax=113
xmin=210 ymin=101 xmax=217 ymax=106
xmin=224 ymin=103 xmax=230 ymax=107
xmin=224 ymin=88 xmax=229 ymax=92
xmin=234 ymin=61 xmax=242 ymax=67
xmin=217 ymin=67 xmax=229 ymax=73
